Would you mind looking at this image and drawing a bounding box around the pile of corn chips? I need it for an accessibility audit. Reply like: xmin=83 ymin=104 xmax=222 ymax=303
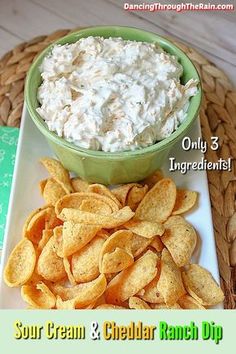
xmin=4 ymin=158 xmax=224 ymax=309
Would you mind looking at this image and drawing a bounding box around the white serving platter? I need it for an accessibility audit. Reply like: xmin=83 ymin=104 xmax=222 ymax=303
xmin=0 ymin=104 xmax=222 ymax=308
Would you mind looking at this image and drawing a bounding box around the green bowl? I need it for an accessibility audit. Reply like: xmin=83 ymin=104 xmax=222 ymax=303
xmin=25 ymin=26 xmax=202 ymax=185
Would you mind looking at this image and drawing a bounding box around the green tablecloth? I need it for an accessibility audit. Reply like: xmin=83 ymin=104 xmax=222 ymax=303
xmin=0 ymin=127 xmax=19 ymax=248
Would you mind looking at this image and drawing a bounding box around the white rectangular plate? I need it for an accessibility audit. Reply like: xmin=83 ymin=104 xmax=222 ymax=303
xmin=0 ymin=105 xmax=222 ymax=308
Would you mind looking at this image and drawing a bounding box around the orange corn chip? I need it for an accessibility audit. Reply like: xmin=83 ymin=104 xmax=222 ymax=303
xmin=23 ymin=206 xmax=53 ymax=244
xmin=72 ymin=236 xmax=105 ymax=283
xmin=62 ymin=221 xmax=101 ymax=257
xmin=182 ymin=264 xmax=224 ymax=306
xmin=131 ymin=233 xmax=153 ymax=257
xmin=124 ymin=219 xmax=165 ymax=238
xmin=112 ymin=183 xmax=144 ymax=207
xmin=157 ymin=249 xmax=186 ymax=306
xmin=135 ymin=178 xmax=177 ymax=223
xmin=88 ymin=184 xmax=122 ymax=208
xmin=173 ymin=189 xmax=198 ymax=215
xmin=4 ymin=239 xmax=36 ymax=287
xmin=21 ymin=281 xmax=56 ymax=309
xmin=164 ymin=215 xmax=187 ymax=228
xmin=37 ymin=233 xmax=66 ymax=282
xmin=40 ymin=157 xmax=73 ymax=193
xmin=101 ymin=248 xmax=134 ymax=274
xmin=52 ymin=274 xmax=107 ymax=308
xmin=150 ymin=236 xmax=165 ymax=253
xmin=38 ymin=229 xmax=53 ymax=251
xmin=59 ymin=206 xmax=134 ymax=229
xmin=99 ymin=230 xmax=133 ymax=273
xmin=99 ymin=230 xmax=133 ymax=260
xmin=63 ymin=258 xmax=77 ymax=286
xmin=137 ymin=269 xmax=164 ymax=304
xmin=42 ymin=178 xmax=67 ymax=206
xmin=162 ymin=222 xmax=197 ymax=267
xmin=71 ymin=177 xmax=90 ymax=192
xmin=178 ymin=294 xmax=205 ymax=309
xmin=55 ymin=192 xmax=119 ymax=216
xmin=129 ymin=296 xmax=151 ymax=309
xmin=79 ymin=198 xmax=112 ymax=215
xmin=126 ymin=184 xmax=148 ymax=211
xmin=105 ymin=250 xmax=158 ymax=304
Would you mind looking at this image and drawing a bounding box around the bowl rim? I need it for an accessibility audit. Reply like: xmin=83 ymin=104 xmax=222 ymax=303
xmin=25 ymin=25 xmax=202 ymax=159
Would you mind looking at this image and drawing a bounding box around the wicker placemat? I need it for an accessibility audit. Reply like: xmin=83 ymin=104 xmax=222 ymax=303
xmin=0 ymin=28 xmax=235 ymax=309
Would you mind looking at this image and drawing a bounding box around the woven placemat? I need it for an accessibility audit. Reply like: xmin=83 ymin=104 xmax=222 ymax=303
xmin=0 ymin=28 xmax=235 ymax=309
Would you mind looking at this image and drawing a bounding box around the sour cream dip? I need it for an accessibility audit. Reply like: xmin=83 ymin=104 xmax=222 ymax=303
xmin=37 ymin=36 xmax=198 ymax=152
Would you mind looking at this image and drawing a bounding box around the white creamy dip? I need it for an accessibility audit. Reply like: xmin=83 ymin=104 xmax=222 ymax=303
xmin=37 ymin=36 xmax=198 ymax=152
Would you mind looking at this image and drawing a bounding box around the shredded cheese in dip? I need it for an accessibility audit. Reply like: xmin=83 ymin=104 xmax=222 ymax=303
xmin=37 ymin=36 xmax=198 ymax=152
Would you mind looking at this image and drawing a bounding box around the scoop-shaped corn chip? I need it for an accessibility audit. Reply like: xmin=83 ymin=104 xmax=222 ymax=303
xmin=164 ymin=215 xmax=187 ymax=228
xmin=182 ymin=264 xmax=224 ymax=306
xmin=62 ymin=221 xmax=101 ymax=257
xmin=173 ymin=189 xmax=198 ymax=215
xmin=79 ymin=198 xmax=112 ymax=215
xmin=4 ymin=239 xmax=36 ymax=287
xmin=137 ymin=268 xmax=164 ymax=304
xmin=59 ymin=206 xmax=134 ymax=229
xmin=40 ymin=157 xmax=73 ymax=193
xmin=131 ymin=233 xmax=153 ymax=257
xmin=162 ymin=222 xmax=197 ymax=267
xmin=178 ymin=294 xmax=205 ymax=309
xmin=23 ymin=206 xmax=53 ymax=244
xmin=55 ymin=295 xmax=96 ymax=309
xmin=71 ymin=177 xmax=90 ymax=192
xmin=55 ymin=192 xmax=119 ymax=216
xmin=93 ymin=294 xmax=106 ymax=307
xmin=129 ymin=296 xmax=151 ymax=309
xmin=26 ymin=270 xmax=44 ymax=286
xmin=99 ymin=230 xmax=133 ymax=273
xmin=124 ymin=219 xmax=165 ymax=239
xmin=101 ymin=248 xmax=134 ymax=274
xmin=112 ymin=183 xmax=145 ymax=207
xmin=52 ymin=274 xmax=107 ymax=308
xmin=126 ymin=184 xmax=148 ymax=211
xmin=100 ymin=230 xmax=133 ymax=259
xmin=63 ymin=258 xmax=77 ymax=286
xmin=97 ymin=229 xmax=110 ymax=239
xmin=88 ymin=184 xmax=122 ymax=208
xmin=37 ymin=233 xmax=66 ymax=282
xmin=45 ymin=208 xmax=63 ymax=230
xmin=135 ymin=178 xmax=177 ymax=222
xmin=105 ymin=250 xmax=158 ymax=304
xmin=21 ymin=282 xmax=56 ymax=309
xmin=42 ymin=178 xmax=67 ymax=206
xmin=157 ymin=249 xmax=186 ymax=306
xmin=52 ymin=226 xmax=63 ymax=258
xmin=72 ymin=236 xmax=105 ymax=283
xmin=150 ymin=236 xmax=164 ymax=253
xmin=56 ymin=295 xmax=76 ymax=309
xmin=38 ymin=229 xmax=53 ymax=251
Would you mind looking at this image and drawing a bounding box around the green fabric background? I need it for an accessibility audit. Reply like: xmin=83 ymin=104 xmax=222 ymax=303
xmin=0 ymin=127 xmax=19 ymax=248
